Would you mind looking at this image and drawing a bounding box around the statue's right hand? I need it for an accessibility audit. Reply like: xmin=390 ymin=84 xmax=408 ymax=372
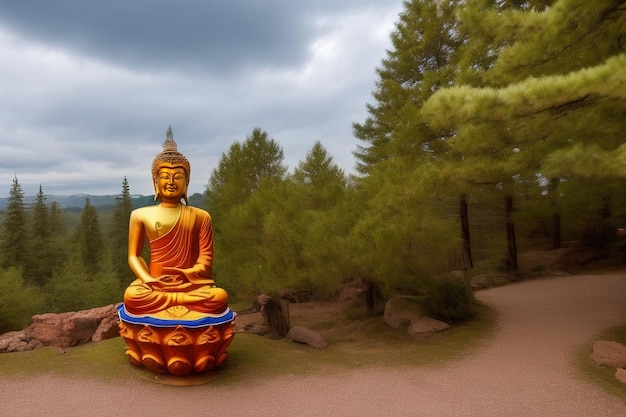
xmin=158 ymin=274 xmax=183 ymax=285
xmin=146 ymin=275 xmax=184 ymax=289
xmin=142 ymin=275 xmax=159 ymax=283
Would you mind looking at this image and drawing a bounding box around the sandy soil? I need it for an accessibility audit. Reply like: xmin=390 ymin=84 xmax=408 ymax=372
xmin=2 ymin=272 xmax=626 ymax=416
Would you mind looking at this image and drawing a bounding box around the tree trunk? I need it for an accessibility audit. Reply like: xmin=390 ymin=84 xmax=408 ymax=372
xmin=552 ymin=212 xmax=561 ymax=249
xmin=505 ymin=195 xmax=518 ymax=271
xmin=460 ymin=195 xmax=473 ymax=269
xmin=258 ymin=295 xmax=290 ymax=337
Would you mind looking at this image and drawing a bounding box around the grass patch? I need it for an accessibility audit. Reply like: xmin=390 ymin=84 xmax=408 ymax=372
xmin=0 ymin=302 xmax=496 ymax=386
xmin=576 ymin=325 xmax=626 ymax=404
xmin=0 ymin=338 xmax=130 ymax=381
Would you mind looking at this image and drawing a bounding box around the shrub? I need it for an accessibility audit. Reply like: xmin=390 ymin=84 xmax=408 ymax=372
xmin=0 ymin=268 xmax=45 ymax=332
xmin=423 ymin=277 xmax=475 ymax=322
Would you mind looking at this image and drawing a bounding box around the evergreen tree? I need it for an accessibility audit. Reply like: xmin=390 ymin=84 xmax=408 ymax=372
xmin=48 ymin=201 xmax=65 ymax=235
xmin=23 ymin=185 xmax=61 ymax=285
xmin=420 ymin=0 xmax=626 ymax=262
xmin=77 ymin=198 xmax=103 ymax=275
xmin=292 ymin=141 xmax=346 ymax=210
xmin=110 ymin=177 xmax=133 ymax=285
xmin=352 ymin=0 xmax=463 ymax=174
xmin=205 ymin=128 xmax=287 ymax=297
xmin=1 ymin=175 xmax=27 ymax=270
xmin=31 ymin=185 xmax=49 ymax=239
xmin=206 ymin=127 xmax=287 ymax=218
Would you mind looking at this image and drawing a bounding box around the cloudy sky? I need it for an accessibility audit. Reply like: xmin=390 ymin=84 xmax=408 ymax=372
xmin=0 ymin=1 xmax=403 ymax=197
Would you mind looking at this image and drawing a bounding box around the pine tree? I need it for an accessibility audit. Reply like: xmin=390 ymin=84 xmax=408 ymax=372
xmin=206 ymin=127 xmax=287 ymax=217
xmin=48 ymin=201 xmax=65 ymax=235
xmin=420 ymin=0 xmax=626 ymax=265
xmin=77 ymin=198 xmax=103 ymax=275
xmin=23 ymin=185 xmax=59 ymax=285
xmin=31 ymin=185 xmax=49 ymax=239
xmin=292 ymin=141 xmax=346 ymax=210
xmin=204 ymin=128 xmax=287 ymax=296
xmin=352 ymin=0 xmax=464 ymax=174
xmin=110 ymin=177 xmax=133 ymax=285
xmin=1 ymin=176 xmax=27 ymax=270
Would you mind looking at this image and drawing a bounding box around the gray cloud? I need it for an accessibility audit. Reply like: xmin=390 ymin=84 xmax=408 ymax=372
xmin=0 ymin=1 xmax=403 ymax=196
xmin=0 ymin=1 xmax=378 ymax=73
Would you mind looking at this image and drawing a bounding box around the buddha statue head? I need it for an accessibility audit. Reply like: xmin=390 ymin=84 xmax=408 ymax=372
xmin=152 ymin=127 xmax=191 ymax=204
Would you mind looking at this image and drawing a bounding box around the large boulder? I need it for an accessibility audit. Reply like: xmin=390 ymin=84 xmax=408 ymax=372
xmin=384 ymin=296 xmax=449 ymax=337
xmin=383 ymin=296 xmax=425 ymax=329
xmin=286 ymin=326 xmax=328 ymax=349
xmin=21 ymin=304 xmax=119 ymax=349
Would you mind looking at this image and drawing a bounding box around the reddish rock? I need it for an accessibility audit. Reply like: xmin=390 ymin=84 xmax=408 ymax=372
xmin=590 ymin=340 xmax=626 ymax=369
xmin=0 ymin=331 xmax=43 ymax=353
xmin=92 ymin=310 xmax=120 ymax=342
xmin=22 ymin=304 xmax=119 ymax=349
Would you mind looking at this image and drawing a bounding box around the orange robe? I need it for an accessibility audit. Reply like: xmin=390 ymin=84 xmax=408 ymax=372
xmin=124 ymin=205 xmax=228 ymax=316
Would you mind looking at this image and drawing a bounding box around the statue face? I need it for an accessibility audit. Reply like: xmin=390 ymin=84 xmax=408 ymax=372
xmin=155 ymin=165 xmax=187 ymax=203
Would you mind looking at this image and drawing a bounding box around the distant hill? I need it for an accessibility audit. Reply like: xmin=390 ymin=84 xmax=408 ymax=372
xmin=0 ymin=193 xmax=205 ymax=210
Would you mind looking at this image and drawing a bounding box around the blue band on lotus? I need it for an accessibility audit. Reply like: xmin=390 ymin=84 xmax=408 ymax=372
xmin=116 ymin=303 xmax=236 ymax=328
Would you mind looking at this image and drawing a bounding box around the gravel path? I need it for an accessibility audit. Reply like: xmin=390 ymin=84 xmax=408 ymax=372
xmin=2 ymin=272 xmax=626 ymax=416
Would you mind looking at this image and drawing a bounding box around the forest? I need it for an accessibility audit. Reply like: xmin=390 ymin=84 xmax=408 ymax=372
xmin=1 ymin=0 xmax=625 ymax=333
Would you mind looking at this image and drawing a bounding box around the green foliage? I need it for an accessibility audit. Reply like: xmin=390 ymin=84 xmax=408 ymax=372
xmin=349 ymin=160 xmax=459 ymax=295
xmin=205 ymin=128 xmax=291 ymax=299
xmin=109 ymin=177 xmax=133 ymax=286
xmin=353 ymin=0 xmax=463 ymax=174
xmin=0 ymin=268 xmax=45 ymax=332
xmin=77 ymin=198 xmax=104 ymax=274
xmin=43 ymin=259 xmax=122 ymax=313
xmin=292 ymin=141 xmax=346 ymax=210
xmin=1 ymin=176 xmax=27 ymax=270
xmin=206 ymin=127 xmax=287 ymax=219
xmin=23 ymin=185 xmax=66 ymax=286
xmin=423 ymin=277 xmax=476 ymax=322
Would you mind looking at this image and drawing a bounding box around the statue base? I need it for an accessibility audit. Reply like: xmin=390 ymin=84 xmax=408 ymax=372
xmin=116 ymin=304 xmax=236 ymax=376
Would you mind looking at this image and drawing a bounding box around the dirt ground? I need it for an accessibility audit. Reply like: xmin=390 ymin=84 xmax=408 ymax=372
xmin=2 ymin=270 xmax=626 ymax=416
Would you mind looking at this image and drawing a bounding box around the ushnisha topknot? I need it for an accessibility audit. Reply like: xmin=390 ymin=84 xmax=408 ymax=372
xmin=151 ymin=126 xmax=191 ymax=183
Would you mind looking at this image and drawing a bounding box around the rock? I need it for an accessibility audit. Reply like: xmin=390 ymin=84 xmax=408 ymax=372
xmin=407 ymin=316 xmax=450 ymax=336
xmin=590 ymin=340 xmax=626 ymax=368
xmin=258 ymin=294 xmax=290 ymax=337
xmin=383 ymin=296 xmax=425 ymax=330
xmin=22 ymin=304 xmax=118 ymax=349
xmin=0 ymin=331 xmax=43 ymax=353
xmin=616 ymin=368 xmax=626 ymax=384
xmin=91 ymin=309 xmax=120 ymax=342
xmin=242 ymin=323 xmax=283 ymax=340
xmin=383 ymin=296 xmax=449 ymax=337
xmin=286 ymin=326 xmax=328 ymax=349
xmin=338 ymin=279 xmax=370 ymax=303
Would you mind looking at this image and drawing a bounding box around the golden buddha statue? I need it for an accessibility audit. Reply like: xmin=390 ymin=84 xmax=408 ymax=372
xmin=117 ymin=128 xmax=235 ymax=376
